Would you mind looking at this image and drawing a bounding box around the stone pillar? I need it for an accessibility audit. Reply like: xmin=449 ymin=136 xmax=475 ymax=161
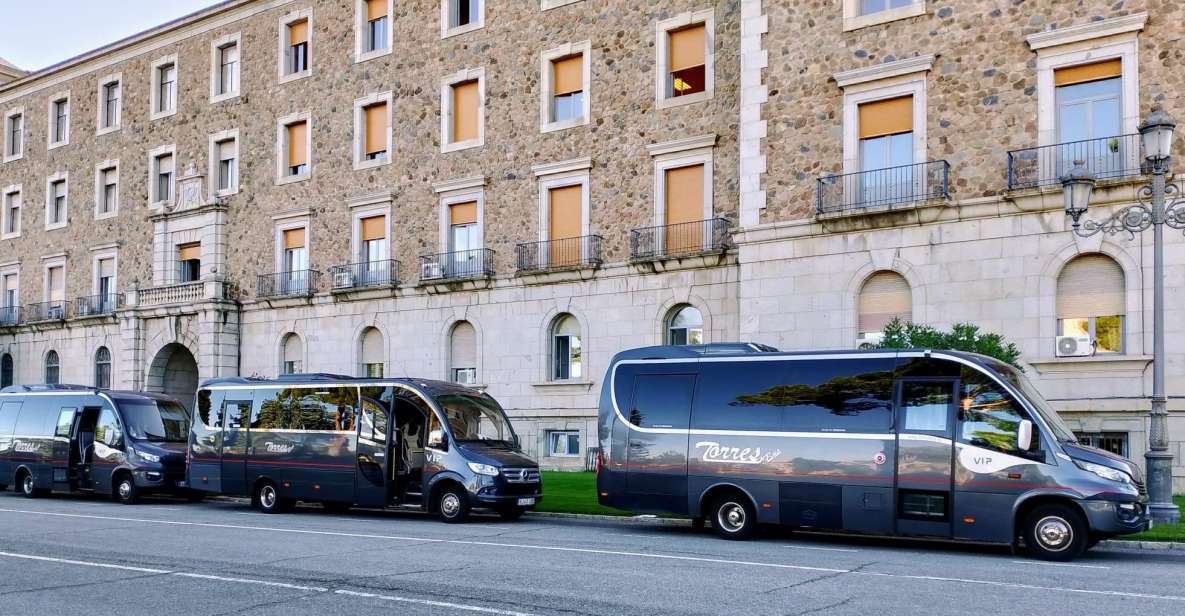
xmin=118 ymin=313 xmax=145 ymax=390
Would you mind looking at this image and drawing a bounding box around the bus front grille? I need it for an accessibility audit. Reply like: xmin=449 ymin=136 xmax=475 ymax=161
xmin=503 ymin=468 xmax=540 ymax=484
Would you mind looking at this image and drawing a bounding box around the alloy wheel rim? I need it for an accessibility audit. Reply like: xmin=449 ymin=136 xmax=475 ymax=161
xmin=1035 ymin=515 xmax=1072 ymax=551
xmin=23 ymin=475 xmax=33 ymax=494
xmin=718 ymin=502 xmax=746 ymax=532
xmin=441 ymin=493 xmax=460 ymax=517
xmin=261 ymin=486 xmax=276 ymax=509
xmin=118 ymin=480 xmax=132 ymax=500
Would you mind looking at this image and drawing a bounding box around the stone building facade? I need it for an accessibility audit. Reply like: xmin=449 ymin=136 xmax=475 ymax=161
xmin=0 ymin=0 xmax=1182 ymax=486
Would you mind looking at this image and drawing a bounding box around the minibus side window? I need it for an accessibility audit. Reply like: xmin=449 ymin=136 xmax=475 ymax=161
xmin=0 ymin=401 xmax=22 ymax=438
xmin=958 ymin=369 xmax=1043 ymax=461
xmin=95 ymin=407 xmax=123 ymax=448
xmin=54 ymin=408 xmax=77 ymax=438
xmin=198 ymin=390 xmax=224 ymax=428
xmin=629 ymin=374 xmax=695 ymax=429
xmin=256 ymin=387 xmax=358 ymax=432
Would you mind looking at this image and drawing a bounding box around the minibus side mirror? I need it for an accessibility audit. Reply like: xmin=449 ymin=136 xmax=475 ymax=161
xmin=513 ymin=434 xmax=521 ymax=450
xmin=428 ymin=429 xmax=447 ymax=449
xmin=1017 ymin=419 xmax=1033 ymax=452
xmin=104 ymin=428 xmax=122 ymax=448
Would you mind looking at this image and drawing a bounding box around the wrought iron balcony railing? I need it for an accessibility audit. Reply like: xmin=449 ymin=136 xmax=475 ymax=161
xmin=1007 ymin=133 xmax=1143 ymax=190
xmin=257 ymin=270 xmax=321 ymax=298
xmin=816 ymin=160 xmax=950 ymax=215
xmin=630 ymin=218 xmax=729 ymax=261
xmin=329 ymin=260 xmax=401 ymax=290
xmin=516 ymin=235 xmax=603 ymax=273
xmin=75 ymin=294 xmax=122 ymax=317
xmin=25 ymin=301 xmax=69 ymax=322
xmin=0 ymin=305 xmax=20 ymax=326
xmin=419 ymin=249 xmax=494 ymax=282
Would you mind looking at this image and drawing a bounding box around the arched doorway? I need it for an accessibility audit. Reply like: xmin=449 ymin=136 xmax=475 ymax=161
xmin=147 ymin=343 xmax=199 ymax=411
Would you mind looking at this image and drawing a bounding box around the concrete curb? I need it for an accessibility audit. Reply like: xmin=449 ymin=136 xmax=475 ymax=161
xmin=1099 ymin=539 xmax=1185 ymax=551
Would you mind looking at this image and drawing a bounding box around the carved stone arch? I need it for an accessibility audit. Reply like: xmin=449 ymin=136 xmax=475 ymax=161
xmin=441 ymin=312 xmax=483 ymax=384
xmin=275 ymin=330 xmax=306 ymax=375
xmin=144 ymin=339 xmax=200 ymax=411
xmin=843 ymin=255 xmax=924 ymax=345
xmin=1038 ymin=238 xmax=1143 ymax=353
xmin=655 ymin=293 xmax=714 ymax=346
xmin=539 ymin=303 xmax=592 ymax=382
xmin=352 ymin=319 xmax=388 ymax=377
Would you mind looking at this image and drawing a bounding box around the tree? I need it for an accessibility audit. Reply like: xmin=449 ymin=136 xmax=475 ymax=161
xmin=872 ymin=318 xmax=1023 ymax=369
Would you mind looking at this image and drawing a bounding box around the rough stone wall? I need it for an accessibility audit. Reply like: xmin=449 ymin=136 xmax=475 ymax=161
xmin=761 ymin=0 xmax=1185 ymax=223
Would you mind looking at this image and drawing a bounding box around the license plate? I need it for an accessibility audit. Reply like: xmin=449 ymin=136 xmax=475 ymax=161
xmin=516 ymin=498 xmax=536 ymax=506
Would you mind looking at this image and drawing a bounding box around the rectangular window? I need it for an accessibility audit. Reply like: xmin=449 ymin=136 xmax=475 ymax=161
xmin=552 ymin=332 xmax=582 ymax=380
xmin=448 ymin=201 xmax=479 ymax=254
xmin=447 ymin=0 xmax=480 ymax=29
xmin=2 ymin=190 xmax=19 ymax=236
xmin=452 ymin=367 xmax=477 ymax=384
xmin=99 ymin=166 xmax=118 ymax=214
xmin=217 ymin=42 xmax=239 ymax=96
xmin=450 ymin=79 xmax=479 ymax=144
xmin=629 ymin=374 xmax=696 ymax=429
xmin=2 ymin=273 xmax=17 ymax=309
xmin=551 ymin=54 xmax=584 ymax=123
xmin=860 ymin=0 xmax=913 ymax=15
xmin=364 ymin=101 xmax=388 ymax=161
xmin=101 ymin=81 xmax=120 ymax=129
xmin=281 ymin=228 xmax=309 ymax=294
xmin=216 ymin=139 xmax=237 ymax=192
xmin=288 ymin=19 xmax=309 ymax=74
xmin=547 ymin=431 xmax=581 ymax=457
xmin=663 ymin=163 xmax=706 ymax=253
xmin=360 ymin=215 xmax=387 ymax=262
xmin=46 ymin=265 xmax=65 ymax=304
xmin=1074 ymin=431 xmax=1129 ymax=457
xmin=286 ymin=120 xmax=308 ymax=176
xmin=153 ymin=153 xmax=174 ymax=203
xmin=158 ymin=64 xmax=176 ymax=113
xmin=858 ymin=96 xmax=913 ymax=170
xmin=50 ymin=98 xmax=69 ymax=144
xmin=177 ymin=243 xmax=201 ymax=282
xmin=48 ymin=179 xmax=66 ymax=225
xmin=668 ymin=24 xmax=706 ymax=98
xmin=4 ymin=112 xmax=22 ymax=158
xmin=96 ymin=257 xmax=116 ymax=303
xmin=548 ymin=184 xmax=582 ymax=265
xmin=1055 ymin=60 xmax=1123 ymax=177
xmin=365 ymin=0 xmax=388 ymax=52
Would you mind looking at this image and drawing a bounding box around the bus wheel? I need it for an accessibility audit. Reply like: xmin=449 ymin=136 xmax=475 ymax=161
xmin=711 ymin=495 xmax=757 ymax=540
xmin=255 ymin=482 xmax=293 ymax=514
xmin=114 ymin=474 xmax=139 ymax=505
xmin=1024 ymin=504 xmax=1087 ymax=561
xmin=497 ymin=506 xmax=525 ymax=521
xmin=437 ymin=485 xmax=471 ymax=523
xmin=19 ymin=471 xmax=39 ymax=498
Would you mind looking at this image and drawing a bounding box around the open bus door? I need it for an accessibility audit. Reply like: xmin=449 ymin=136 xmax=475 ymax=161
xmin=355 ymin=394 xmax=391 ymax=507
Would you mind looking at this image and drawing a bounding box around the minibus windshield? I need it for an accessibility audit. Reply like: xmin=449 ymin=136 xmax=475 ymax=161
xmin=435 ymin=393 xmax=515 ymax=444
xmin=993 ymin=364 xmax=1078 ymax=444
xmin=120 ymin=400 xmax=191 ymax=442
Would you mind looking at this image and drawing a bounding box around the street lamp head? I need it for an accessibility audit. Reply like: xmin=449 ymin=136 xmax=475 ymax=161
xmin=1060 ymin=160 xmax=1095 ymax=223
xmin=1139 ymin=109 xmax=1176 ymax=163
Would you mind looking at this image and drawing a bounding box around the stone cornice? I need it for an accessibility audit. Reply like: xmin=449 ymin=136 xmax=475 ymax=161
xmin=531 ymin=157 xmax=592 ymax=177
xmin=346 ymin=190 xmax=394 ymax=209
xmin=833 ymin=55 xmax=935 ymax=88
xmin=432 ymin=175 xmax=487 ymax=194
xmin=1026 ymin=12 xmax=1147 ymax=51
xmin=646 ymin=134 xmax=718 ymax=157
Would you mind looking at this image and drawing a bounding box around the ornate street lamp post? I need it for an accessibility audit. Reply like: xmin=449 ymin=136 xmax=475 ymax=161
xmin=1061 ymin=110 xmax=1182 ymax=524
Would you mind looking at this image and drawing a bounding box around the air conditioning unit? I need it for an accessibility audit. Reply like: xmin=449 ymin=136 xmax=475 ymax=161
xmin=1056 ymin=335 xmax=1094 ymax=358
xmin=332 ymin=271 xmax=355 ymax=289
xmin=421 ymin=261 xmax=443 ymax=280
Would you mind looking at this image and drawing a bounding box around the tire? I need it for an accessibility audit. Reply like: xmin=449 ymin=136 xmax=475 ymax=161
xmin=114 ymin=474 xmax=139 ymax=505
xmin=321 ymin=501 xmax=352 ymax=514
xmin=437 ymin=485 xmax=471 ymax=524
xmin=19 ymin=471 xmax=39 ymax=499
xmin=1023 ymin=504 xmax=1088 ymax=562
xmin=497 ymin=506 xmax=525 ymax=521
xmin=255 ymin=481 xmax=293 ymax=514
xmin=710 ymin=494 xmax=758 ymax=540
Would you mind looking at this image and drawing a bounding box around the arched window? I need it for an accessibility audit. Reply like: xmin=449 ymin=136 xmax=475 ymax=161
xmin=1 ymin=353 xmax=13 ymax=388
xmin=94 ymin=346 xmax=112 ymax=389
xmin=550 ymin=314 xmax=582 ymax=381
xmin=667 ymin=305 xmax=703 ymax=345
xmin=1057 ymin=254 xmax=1125 ymax=353
xmin=281 ymin=333 xmax=303 ymax=374
xmin=858 ymin=271 xmax=911 ymax=341
xmin=45 ymin=350 xmax=60 ymax=385
xmin=449 ymin=321 xmax=477 ymax=384
xmin=360 ymin=327 xmax=384 ymax=377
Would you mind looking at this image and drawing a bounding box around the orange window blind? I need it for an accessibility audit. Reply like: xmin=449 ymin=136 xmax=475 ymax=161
xmin=553 ymin=55 xmax=583 ymax=95
xmin=364 ymin=103 xmax=387 ymax=155
xmin=452 ymin=80 xmax=479 ymax=142
xmin=1054 ymin=59 xmax=1122 ymax=87
xmin=669 ymin=24 xmax=706 ymax=72
xmin=287 ymin=121 xmax=307 ymax=166
xmin=858 ymin=95 xmax=913 ymax=139
xmin=178 ymin=243 xmax=200 ymax=261
xmin=366 ymin=0 xmax=385 ymax=21
xmin=283 ymin=228 xmax=305 ymax=249
xmin=289 ymin=19 xmax=308 ymax=45
xmin=450 ymin=201 xmax=477 ymax=226
xmin=361 ymin=216 xmax=385 ymax=241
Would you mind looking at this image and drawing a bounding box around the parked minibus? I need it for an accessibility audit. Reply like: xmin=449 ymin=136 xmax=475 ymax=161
xmin=597 ymin=345 xmax=1151 ymax=561
xmin=188 ymin=374 xmax=541 ymax=522
xmin=0 ymin=384 xmax=194 ymax=503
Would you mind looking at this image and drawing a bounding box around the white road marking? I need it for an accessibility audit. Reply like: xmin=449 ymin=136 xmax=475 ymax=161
xmin=173 ymin=572 xmax=328 ymax=592
xmin=0 ymin=507 xmax=1180 ymax=603
xmin=1009 ymin=560 xmax=1110 ymax=570
xmin=783 ymin=544 xmax=861 ymax=553
xmin=0 ymin=550 xmax=171 ymax=574
xmin=335 ymin=589 xmax=536 ymax=615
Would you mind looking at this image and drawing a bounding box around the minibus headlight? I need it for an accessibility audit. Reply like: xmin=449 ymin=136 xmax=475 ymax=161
xmin=467 ymin=462 xmax=500 ymax=477
xmin=1076 ymin=460 xmax=1132 ymax=484
xmin=130 ymin=447 xmax=161 ymax=463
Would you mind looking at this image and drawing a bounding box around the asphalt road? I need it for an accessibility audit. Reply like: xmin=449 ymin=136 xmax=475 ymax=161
xmin=0 ymin=492 xmax=1182 ymax=616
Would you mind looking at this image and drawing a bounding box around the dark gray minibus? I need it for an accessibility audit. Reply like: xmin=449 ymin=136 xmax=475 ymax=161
xmin=0 ymin=384 xmax=194 ymax=503
xmin=597 ymin=345 xmax=1151 ymax=561
xmin=188 ymin=374 xmax=541 ymax=522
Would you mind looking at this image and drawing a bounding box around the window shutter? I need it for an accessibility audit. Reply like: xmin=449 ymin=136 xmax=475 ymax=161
xmin=553 ymin=55 xmax=583 ymax=96
xmin=283 ymin=335 xmax=302 ymax=363
xmin=158 ymin=154 xmax=174 ymax=175
xmin=664 ymin=164 xmax=704 ymax=225
xmin=450 ymin=201 xmax=477 ymax=225
xmin=669 ymin=24 xmax=706 ymax=72
xmin=1054 ymin=59 xmax=1122 ymax=88
xmin=361 ymin=215 xmax=385 ymax=241
xmin=859 ymin=96 xmax=913 ymax=140
xmin=361 ymin=328 xmax=384 ymax=364
xmin=451 ymin=80 xmax=479 ymax=142
xmin=48 ymin=267 xmax=64 ymax=301
xmin=1057 ymin=254 xmax=1125 ymax=318
xmin=178 ymin=243 xmax=200 ymax=261
xmin=99 ymin=258 xmax=114 ymax=278
xmin=289 ymin=19 xmax=308 ymax=45
xmin=450 ymin=321 xmax=476 ymax=369
xmin=223 ymin=43 xmax=238 ymax=63
xmin=218 ymin=140 xmax=236 ymax=161
xmin=858 ymin=271 xmax=912 ymax=333
xmin=283 ymin=228 xmax=306 ymax=249
xmin=366 ymin=0 xmax=385 ymax=20
xmin=548 ymin=185 xmax=582 ymax=241
xmin=364 ymin=102 xmax=387 ymax=155
xmin=288 ymin=121 xmax=307 ymax=166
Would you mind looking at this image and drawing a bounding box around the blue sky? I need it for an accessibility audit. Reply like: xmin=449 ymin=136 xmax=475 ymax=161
xmin=0 ymin=1 xmax=222 ymax=71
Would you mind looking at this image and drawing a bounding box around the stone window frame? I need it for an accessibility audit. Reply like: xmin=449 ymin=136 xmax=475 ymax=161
xmin=46 ymin=91 xmax=70 ymax=150
xmin=0 ymin=261 xmax=19 ymax=307
xmin=1 ymin=183 xmax=21 ymax=240
xmin=541 ymin=0 xmax=583 ymax=9
xmin=440 ymin=0 xmax=485 ymax=39
xmin=545 ymin=429 xmax=583 ymax=456
xmin=44 ymin=170 xmax=69 ymax=231
xmin=433 ymin=175 xmax=486 ymax=253
xmin=842 ymin=0 xmax=926 ymax=32
xmin=352 ymin=91 xmax=394 ymax=171
xmin=440 ymin=67 xmax=485 ymax=153
xmin=647 ymin=134 xmax=717 ymax=227
xmin=149 ymin=54 xmax=178 ymax=120
xmin=147 ymin=143 xmax=177 ymax=208
xmin=348 ymin=197 xmax=392 ymax=264
xmin=654 ymin=8 xmax=715 ymax=110
xmin=90 ymin=246 xmax=119 ymax=298
xmin=209 ymin=32 xmax=242 ymax=104
xmin=277 ymin=331 xmax=306 ymax=375
xmin=275 ymin=111 xmax=313 ymax=185
xmin=1027 ymin=14 xmax=1145 ymax=149
xmin=531 ymin=157 xmax=592 ymax=244
xmin=95 ymin=72 xmax=122 ymax=136
xmin=41 ymin=253 xmax=67 ymax=304
xmin=93 ymin=159 xmax=120 ymax=221
xmin=277 ymin=8 xmax=313 ymax=84
xmin=2 ymin=107 xmax=24 ymax=162
xmin=835 ymin=55 xmax=932 ymax=177
xmin=355 ymin=0 xmax=394 ymax=63
xmin=539 ymin=41 xmax=592 ymax=134
xmin=272 ymin=211 xmax=311 ymax=275
xmin=207 ymin=128 xmax=240 ymax=199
